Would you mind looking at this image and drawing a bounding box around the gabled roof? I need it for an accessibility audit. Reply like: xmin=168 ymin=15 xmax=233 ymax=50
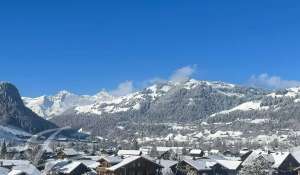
xmin=62 ymin=148 xmax=79 ymax=156
xmin=107 ymin=156 xmax=163 ymax=171
xmin=241 ymin=150 xmax=292 ymax=169
xmin=99 ymin=156 xmax=122 ymax=164
xmin=181 ymin=159 xmax=213 ymax=171
xmin=216 ymin=160 xmax=242 ymax=170
xmin=43 ymin=159 xmax=70 ymax=173
xmin=78 ymin=160 xmax=100 ymax=169
xmin=9 ymin=164 xmax=41 ymax=175
xmin=157 ymin=160 xmax=178 ymax=175
xmin=242 ymin=150 xmax=273 ymax=166
xmin=59 ymin=161 xmax=90 ymax=174
xmin=271 ymin=152 xmax=290 ymax=168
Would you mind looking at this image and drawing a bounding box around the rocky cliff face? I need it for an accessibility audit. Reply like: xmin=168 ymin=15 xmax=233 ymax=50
xmin=0 ymin=82 xmax=57 ymax=134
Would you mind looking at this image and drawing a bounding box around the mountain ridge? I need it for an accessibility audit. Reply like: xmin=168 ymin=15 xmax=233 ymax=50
xmin=23 ymin=79 xmax=267 ymax=119
xmin=0 ymin=82 xmax=57 ymax=134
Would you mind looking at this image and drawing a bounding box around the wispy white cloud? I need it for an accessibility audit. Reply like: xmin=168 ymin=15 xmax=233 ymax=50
xmin=170 ymin=65 xmax=197 ymax=83
xmin=248 ymin=73 xmax=300 ymax=89
xmin=110 ymin=81 xmax=134 ymax=96
xmin=109 ymin=65 xmax=197 ymax=96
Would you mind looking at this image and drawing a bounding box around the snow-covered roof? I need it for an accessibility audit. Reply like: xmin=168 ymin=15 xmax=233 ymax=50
xmin=189 ymin=149 xmax=203 ymax=155
xmin=0 ymin=159 xmax=30 ymax=166
xmin=62 ymin=148 xmax=80 ymax=156
xmin=107 ymin=156 xmax=140 ymax=171
xmin=43 ymin=159 xmax=70 ymax=173
xmin=8 ymin=170 xmax=24 ymax=175
xmin=241 ymin=150 xmax=290 ymax=168
xmin=78 ymin=160 xmax=100 ymax=169
xmin=60 ymin=161 xmax=87 ymax=174
xmin=156 ymin=147 xmax=184 ymax=154
xmin=216 ymin=160 xmax=241 ymax=170
xmin=182 ymin=159 xmax=213 ymax=171
xmin=107 ymin=156 xmax=163 ymax=171
xmin=271 ymin=152 xmax=290 ymax=168
xmin=9 ymin=164 xmax=41 ymax=175
xmin=117 ymin=150 xmax=141 ymax=156
xmin=292 ymin=146 xmax=300 ymax=163
xmin=242 ymin=150 xmax=269 ymax=166
xmin=100 ymin=156 xmax=123 ymax=164
xmin=156 ymin=147 xmax=172 ymax=152
xmin=157 ymin=160 xmax=178 ymax=175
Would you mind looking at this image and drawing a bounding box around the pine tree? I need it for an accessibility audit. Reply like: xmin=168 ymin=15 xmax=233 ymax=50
xmin=0 ymin=141 xmax=7 ymax=159
xmin=240 ymin=156 xmax=272 ymax=175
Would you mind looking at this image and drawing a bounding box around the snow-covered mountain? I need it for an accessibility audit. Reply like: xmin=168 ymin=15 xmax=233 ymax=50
xmin=22 ymin=90 xmax=115 ymax=118
xmin=22 ymin=79 xmax=266 ymax=120
xmin=20 ymin=78 xmax=300 ymax=140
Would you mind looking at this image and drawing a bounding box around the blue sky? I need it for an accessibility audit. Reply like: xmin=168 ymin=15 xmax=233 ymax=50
xmin=1 ymin=0 xmax=300 ymax=96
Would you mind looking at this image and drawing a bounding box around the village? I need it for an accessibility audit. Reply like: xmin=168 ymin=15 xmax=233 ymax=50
xmin=1 ymin=136 xmax=300 ymax=175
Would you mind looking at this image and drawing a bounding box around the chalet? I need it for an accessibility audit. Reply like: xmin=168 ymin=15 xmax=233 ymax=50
xmin=139 ymin=146 xmax=153 ymax=155
xmin=156 ymin=147 xmax=182 ymax=160
xmin=271 ymin=152 xmax=299 ymax=175
xmin=158 ymin=149 xmax=176 ymax=160
xmin=0 ymin=159 xmax=31 ymax=169
xmin=78 ymin=160 xmax=100 ymax=171
xmin=171 ymin=157 xmax=242 ymax=175
xmin=8 ymin=164 xmax=41 ymax=175
xmin=106 ymin=156 xmax=163 ymax=175
xmin=242 ymin=150 xmax=300 ymax=175
xmin=99 ymin=156 xmax=163 ymax=175
xmin=58 ymin=161 xmax=93 ymax=175
xmin=57 ymin=148 xmax=81 ymax=159
xmin=97 ymin=156 xmax=123 ymax=174
xmin=171 ymin=158 xmax=215 ymax=175
xmin=44 ymin=160 xmax=94 ymax=175
xmin=157 ymin=147 xmax=184 ymax=156
xmin=223 ymin=150 xmax=236 ymax=157
xmin=214 ymin=159 xmax=242 ymax=175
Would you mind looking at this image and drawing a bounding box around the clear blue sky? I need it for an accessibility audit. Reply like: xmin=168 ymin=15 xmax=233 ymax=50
xmin=1 ymin=0 xmax=300 ymax=96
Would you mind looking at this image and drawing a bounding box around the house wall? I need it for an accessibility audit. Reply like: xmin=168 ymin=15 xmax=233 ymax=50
xmin=277 ymin=154 xmax=300 ymax=175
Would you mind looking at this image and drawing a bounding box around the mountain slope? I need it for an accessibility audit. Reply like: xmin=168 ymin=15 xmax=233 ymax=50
xmin=24 ymin=79 xmax=267 ymax=120
xmin=21 ymin=79 xmax=269 ymax=136
xmin=0 ymin=82 xmax=57 ymax=134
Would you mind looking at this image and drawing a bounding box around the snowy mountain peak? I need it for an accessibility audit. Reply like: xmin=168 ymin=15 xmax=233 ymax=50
xmin=22 ymin=79 xmax=266 ymax=118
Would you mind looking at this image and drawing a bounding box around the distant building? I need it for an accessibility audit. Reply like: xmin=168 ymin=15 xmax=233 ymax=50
xmin=117 ymin=150 xmax=142 ymax=158
xmin=57 ymin=148 xmax=81 ymax=159
xmin=171 ymin=157 xmax=241 ymax=175
xmin=189 ymin=149 xmax=204 ymax=158
xmin=44 ymin=160 xmax=94 ymax=175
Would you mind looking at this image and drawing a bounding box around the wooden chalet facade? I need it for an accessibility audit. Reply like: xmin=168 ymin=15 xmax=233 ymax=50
xmin=97 ymin=156 xmax=123 ymax=175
